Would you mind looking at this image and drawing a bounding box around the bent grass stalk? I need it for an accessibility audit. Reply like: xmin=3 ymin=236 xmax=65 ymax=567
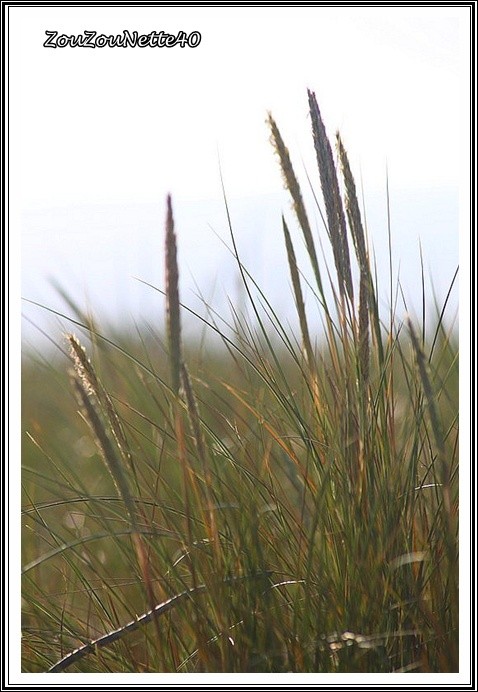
xmin=48 ymin=572 xmax=272 ymax=673
xmin=67 ymin=335 xmax=162 ymax=646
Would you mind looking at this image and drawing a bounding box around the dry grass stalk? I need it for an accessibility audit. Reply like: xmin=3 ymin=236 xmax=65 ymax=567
xmin=68 ymin=333 xmax=99 ymax=396
xmin=282 ymin=216 xmax=315 ymax=372
xmin=407 ymin=319 xmax=450 ymax=509
xmin=165 ymin=195 xmax=213 ymax=594
xmin=308 ymin=90 xmax=354 ymax=302
xmin=336 ymin=133 xmax=368 ymax=272
xmin=358 ymin=274 xmax=370 ymax=383
xmin=69 ymin=335 xmax=160 ymax=638
xmin=282 ymin=215 xmax=323 ymax=423
xmin=70 ymin=376 xmax=136 ymax=521
xmin=48 ymin=572 xmax=271 ymax=673
xmin=165 ymin=194 xmax=182 ymax=395
xmin=68 ymin=335 xmax=135 ymax=515
xmin=68 ymin=334 xmax=134 ymax=471
xmin=336 ymin=134 xmax=370 ymax=382
xmin=180 ymin=363 xmax=206 ymax=466
xmin=268 ymin=113 xmax=324 ymax=298
xmin=181 ymin=362 xmax=219 ymax=552
xmin=407 ymin=317 xmax=457 ymax=636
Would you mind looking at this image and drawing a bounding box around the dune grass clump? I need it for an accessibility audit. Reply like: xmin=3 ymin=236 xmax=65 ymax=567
xmin=21 ymin=90 xmax=458 ymax=673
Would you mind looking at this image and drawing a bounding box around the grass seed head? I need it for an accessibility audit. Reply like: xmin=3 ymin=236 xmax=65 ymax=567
xmin=165 ymin=194 xmax=182 ymax=395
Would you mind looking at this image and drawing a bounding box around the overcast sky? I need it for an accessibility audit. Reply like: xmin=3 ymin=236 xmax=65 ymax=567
xmin=11 ymin=6 xmax=468 ymax=348
xmin=12 ymin=6 xmax=466 ymax=205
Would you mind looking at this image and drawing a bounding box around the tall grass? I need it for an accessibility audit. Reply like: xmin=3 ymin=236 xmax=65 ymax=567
xmin=21 ymin=90 xmax=458 ymax=673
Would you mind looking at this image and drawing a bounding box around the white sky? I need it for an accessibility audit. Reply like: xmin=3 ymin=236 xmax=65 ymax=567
xmin=12 ymin=5 xmax=467 ymax=349
xmin=11 ymin=6 xmax=467 ymax=208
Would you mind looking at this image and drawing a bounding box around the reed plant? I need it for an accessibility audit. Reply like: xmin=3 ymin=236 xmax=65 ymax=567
xmin=21 ymin=90 xmax=458 ymax=673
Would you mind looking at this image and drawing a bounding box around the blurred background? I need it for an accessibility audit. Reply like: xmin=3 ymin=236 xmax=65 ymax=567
xmin=12 ymin=7 xmax=466 ymax=351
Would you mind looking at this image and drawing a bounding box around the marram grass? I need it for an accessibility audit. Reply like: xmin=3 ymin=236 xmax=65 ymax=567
xmin=21 ymin=90 xmax=458 ymax=673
